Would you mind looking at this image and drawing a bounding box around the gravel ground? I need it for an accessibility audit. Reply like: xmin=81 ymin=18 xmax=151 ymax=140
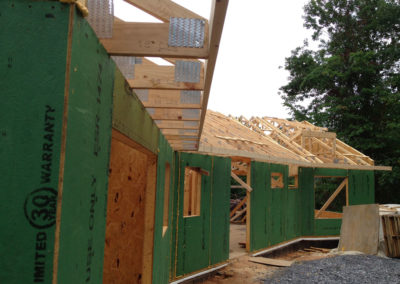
xmin=264 ymin=255 xmax=400 ymax=284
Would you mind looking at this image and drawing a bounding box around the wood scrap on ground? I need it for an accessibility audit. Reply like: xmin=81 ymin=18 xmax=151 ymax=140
xmin=248 ymin=257 xmax=293 ymax=267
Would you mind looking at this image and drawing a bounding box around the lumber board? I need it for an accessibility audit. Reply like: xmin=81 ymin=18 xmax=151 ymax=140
xmin=136 ymin=89 xmax=202 ymax=109
xmin=155 ymin=120 xmax=199 ymax=130
xmin=129 ymin=64 xmax=204 ymax=90
xmin=302 ymin=130 xmax=336 ymax=139
xmin=246 ymin=163 xmax=251 ymax=251
xmin=231 ymin=172 xmax=253 ymax=192
xmin=197 ymin=0 xmax=229 ymax=146
xmin=315 ymin=178 xmax=347 ymax=218
xmin=124 ymin=0 xmax=206 ymax=22
xmin=147 ymin=108 xmax=201 ymax=121
xmin=101 ymin=22 xmax=209 ymax=58
xmin=142 ymin=155 xmax=157 ymax=284
xmin=248 ymin=257 xmax=293 ymax=267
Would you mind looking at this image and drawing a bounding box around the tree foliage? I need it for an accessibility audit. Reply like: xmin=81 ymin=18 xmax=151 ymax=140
xmin=280 ymin=0 xmax=400 ymax=203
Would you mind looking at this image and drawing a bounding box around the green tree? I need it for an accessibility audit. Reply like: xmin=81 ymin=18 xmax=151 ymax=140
xmin=280 ymin=0 xmax=400 ymax=203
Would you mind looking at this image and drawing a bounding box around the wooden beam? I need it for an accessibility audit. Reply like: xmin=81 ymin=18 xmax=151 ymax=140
xmin=124 ymin=0 xmax=206 ymax=22
xmin=101 ymin=22 xmax=209 ymax=58
xmin=142 ymin=153 xmax=157 ymax=284
xmin=197 ymin=145 xmax=392 ymax=171
xmin=246 ymin=163 xmax=251 ymax=251
xmin=154 ymin=120 xmax=199 ymax=129
xmin=315 ymin=178 xmax=347 ymax=218
xmin=231 ymin=172 xmax=253 ymax=193
xmin=161 ymin=129 xmax=198 ymax=136
xmin=146 ymin=108 xmax=201 ymax=121
xmin=230 ymin=196 xmax=247 ymax=218
xmin=302 ymin=130 xmax=336 ymax=139
xmin=129 ymin=64 xmax=204 ymax=90
xmin=197 ymin=0 xmax=229 ymax=146
xmin=136 ymin=89 xmax=202 ymax=109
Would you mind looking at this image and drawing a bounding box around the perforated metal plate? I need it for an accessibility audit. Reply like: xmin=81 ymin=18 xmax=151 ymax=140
xmin=182 ymin=109 xmax=200 ymax=119
xmin=111 ymin=56 xmax=137 ymax=79
xmin=87 ymin=0 xmax=114 ymax=38
xmin=134 ymin=89 xmax=149 ymax=102
xmin=175 ymin=61 xmax=201 ymax=83
xmin=146 ymin=108 xmax=155 ymax=116
xmin=168 ymin=17 xmax=205 ymax=48
xmin=179 ymin=129 xmax=198 ymax=135
xmin=180 ymin=90 xmax=201 ymax=104
xmin=184 ymin=121 xmax=199 ymax=127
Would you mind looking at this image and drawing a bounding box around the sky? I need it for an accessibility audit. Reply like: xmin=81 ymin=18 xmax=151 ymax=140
xmin=114 ymin=0 xmax=314 ymax=119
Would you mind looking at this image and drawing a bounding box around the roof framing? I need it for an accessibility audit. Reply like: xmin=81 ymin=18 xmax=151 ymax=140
xmin=198 ymin=111 xmax=391 ymax=171
xmin=90 ymin=0 xmax=228 ymax=151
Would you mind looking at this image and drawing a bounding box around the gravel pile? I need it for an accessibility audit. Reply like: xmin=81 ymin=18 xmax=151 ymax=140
xmin=265 ymin=255 xmax=400 ymax=284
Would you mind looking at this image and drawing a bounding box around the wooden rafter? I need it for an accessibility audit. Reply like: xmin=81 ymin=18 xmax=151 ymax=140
xmin=124 ymin=0 xmax=206 ymax=22
xmin=129 ymin=64 xmax=204 ymax=90
xmin=135 ymin=89 xmax=202 ymax=109
xmin=101 ymin=22 xmax=209 ymax=58
xmin=196 ymin=0 xmax=229 ymax=149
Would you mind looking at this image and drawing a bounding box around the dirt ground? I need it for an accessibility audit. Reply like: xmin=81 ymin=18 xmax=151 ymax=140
xmin=197 ymin=249 xmax=332 ymax=284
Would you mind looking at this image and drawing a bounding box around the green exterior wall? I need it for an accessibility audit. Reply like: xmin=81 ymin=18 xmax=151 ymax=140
xmin=0 ymin=1 xmax=70 ymax=282
xmin=152 ymin=135 xmax=175 ymax=284
xmin=174 ymin=153 xmax=230 ymax=278
xmin=112 ymin=72 xmax=159 ymax=154
xmin=56 ymin=8 xmax=115 ymax=284
xmin=0 ymin=2 xmax=115 ymax=283
xmin=249 ymin=163 xmax=376 ymax=252
xmin=250 ymin=162 xmax=301 ymax=251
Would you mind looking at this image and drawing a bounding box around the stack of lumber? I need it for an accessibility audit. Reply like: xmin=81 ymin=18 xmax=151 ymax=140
xmin=381 ymin=214 xmax=400 ymax=258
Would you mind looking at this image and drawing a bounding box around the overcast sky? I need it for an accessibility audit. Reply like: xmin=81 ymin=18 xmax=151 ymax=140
xmin=115 ymin=0 xmax=313 ymax=119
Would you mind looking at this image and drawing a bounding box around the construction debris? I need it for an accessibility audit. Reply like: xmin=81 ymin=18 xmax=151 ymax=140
xmin=248 ymin=257 xmax=293 ymax=267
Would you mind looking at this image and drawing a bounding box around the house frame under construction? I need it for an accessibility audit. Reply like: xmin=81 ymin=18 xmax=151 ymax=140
xmin=0 ymin=1 xmax=391 ymax=283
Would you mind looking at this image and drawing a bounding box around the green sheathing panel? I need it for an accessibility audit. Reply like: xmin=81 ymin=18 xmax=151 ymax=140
xmin=348 ymin=170 xmax=374 ymax=205
xmin=250 ymin=161 xmax=269 ymax=251
xmin=250 ymin=162 xmax=301 ymax=252
xmin=0 ymin=1 xmax=69 ymax=283
xmin=209 ymin=156 xmax=231 ymax=265
xmin=299 ymin=167 xmax=315 ymax=236
xmin=269 ymin=164 xmax=288 ymax=246
xmin=314 ymin=168 xmax=348 ymax=177
xmin=152 ymin=135 xmax=175 ymax=284
xmin=286 ymin=187 xmax=301 ymax=240
xmin=176 ymin=153 xmax=212 ymax=276
xmin=112 ymin=70 xmax=159 ymax=154
xmin=314 ymin=219 xmax=342 ymax=236
xmin=173 ymin=153 xmax=230 ymax=278
xmin=56 ymin=10 xmax=114 ymax=284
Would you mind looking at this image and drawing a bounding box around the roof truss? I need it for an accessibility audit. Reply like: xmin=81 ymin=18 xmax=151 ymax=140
xmin=88 ymin=0 xmax=228 ymax=151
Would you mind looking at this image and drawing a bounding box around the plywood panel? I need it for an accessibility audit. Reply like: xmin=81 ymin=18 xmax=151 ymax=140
xmin=103 ymin=138 xmax=148 ymax=284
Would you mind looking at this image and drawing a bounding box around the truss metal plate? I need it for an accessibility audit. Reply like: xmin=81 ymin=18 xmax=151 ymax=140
xmin=87 ymin=0 xmax=114 ymax=38
xmin=175 ymin=61 xmax=201 ymax=83
xmin=112 ymin=56 xmax=137 ymax=79
xmin=182 ymin=109 xmax=200 ymax=119
xmin=184 ymin=121 xmax=199 ymax=127
xmin=180 ymin=90 xmax=201 ymax=104
xmin=134 ymin=89 xmax=149 ymax=102
xmin=168 ymin=17 xmax=205 ymax=48
xmin=146 ymin=108 xmax=155 ymax=116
